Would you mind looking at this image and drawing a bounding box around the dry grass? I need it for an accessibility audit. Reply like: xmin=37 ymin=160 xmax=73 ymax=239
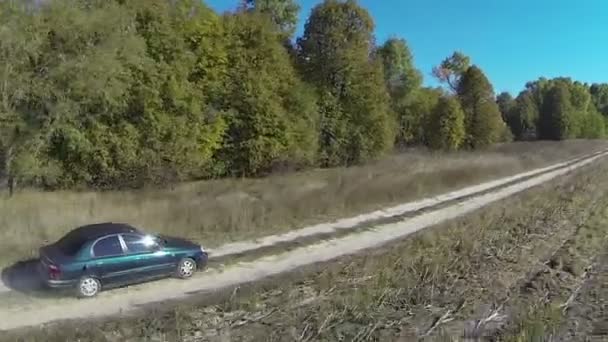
xmin=0 ymin=140 xmax=605 ymax=268
xmin=496 ymin=205 xmax=608 ymax=341
xmin=551 ymin=251 xmax=608 ymax=341
xmin=4 ymin=144 xmax=608 ymax=342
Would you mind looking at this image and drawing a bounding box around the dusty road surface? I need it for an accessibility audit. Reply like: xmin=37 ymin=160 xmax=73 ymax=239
xmin=0 ymin=151 xmax=605 ymax=332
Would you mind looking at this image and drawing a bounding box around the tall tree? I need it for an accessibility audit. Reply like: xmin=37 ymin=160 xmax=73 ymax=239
xmin=0 ymin=1 xmax=49 ymax=193
xmin=566 ymin=81 xmax=592 ymax=138
xmin=579 ymin=107 xmax=606 ymax=139
xmin=509 ymin=90 xmax=539 ymax=140
xmin=523 ymin=77 xmax=552 ymax=119
xmin=218 ymin=11 xmax=318 ymax=176
xmin=590 ymin=83 xmax=608 ymax=116
xmin=36 ymin=0 xmax=231 ymax=188
xmin=496 ymin=92 xmax=515 ymax=122
xmin=376 ymin=38 xmax=422 ymax=102
xmin=297 ymin=0 xmax=394 ymax=166
xmin=244 ymin=0 xmax=300 ymax=39
xmin=243 ymin=0 xmax=300 ymax=40
xmin=426 ymin=96 xmax=466 ymax=151
xmin=394 ymin=87 xmax=442 ymax=147
xmin=39 ymin=0 xmax=153 ymax=187
xmin=376 ymin=38 xmax=424 ymax=147
xmin=538 ymin=83 xmax=572 ymax=140
xmin=432 ymin=51 xmax=470 ymax=92
xmin=457 ymin=65 xmax=505 ymax=148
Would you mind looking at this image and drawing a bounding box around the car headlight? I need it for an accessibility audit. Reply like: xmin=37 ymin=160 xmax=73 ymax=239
xmin=200 ymin=245 xmax=206 ymax=253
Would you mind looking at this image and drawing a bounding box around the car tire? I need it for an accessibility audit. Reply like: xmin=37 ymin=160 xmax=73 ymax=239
xmin=175 ymin=258 xmax=197 ymax=279
xmin=76 ymin=276 xmax=101 ymax=298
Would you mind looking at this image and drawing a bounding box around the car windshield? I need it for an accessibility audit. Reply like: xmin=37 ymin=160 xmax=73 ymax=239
xmin=54 ymin=231 xmax=88 ymax=256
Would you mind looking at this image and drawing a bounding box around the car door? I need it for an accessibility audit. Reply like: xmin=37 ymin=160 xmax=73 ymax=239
xmin=120 ymin=233 xmax=176 ymax=280
xmin=89 ymin=235 xmax=134 ymax=286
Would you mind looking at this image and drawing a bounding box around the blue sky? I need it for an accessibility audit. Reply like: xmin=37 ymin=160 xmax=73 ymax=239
xmin=206 ymin=0 xmax=608 ymax=95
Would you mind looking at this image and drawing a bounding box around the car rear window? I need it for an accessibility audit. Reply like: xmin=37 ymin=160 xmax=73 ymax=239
xmin=54 ymin=232 xmax=88 ymax=256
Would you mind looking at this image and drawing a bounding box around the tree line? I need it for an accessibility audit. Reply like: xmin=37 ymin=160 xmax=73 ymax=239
xmin=499 ymin=78 xmax=607 ymax=141
xmin=0 ymin=0 xmax=606 ymax=191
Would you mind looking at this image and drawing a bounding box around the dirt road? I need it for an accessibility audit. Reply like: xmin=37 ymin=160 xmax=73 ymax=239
xmin=0 ymin=150 xmax=605 ymax=331
xmin=0 ymin=150 xmax=601 ymax=297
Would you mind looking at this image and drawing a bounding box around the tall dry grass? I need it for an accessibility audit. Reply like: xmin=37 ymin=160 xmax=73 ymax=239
xmin=0 ymin=140 xmax=605 ymax=267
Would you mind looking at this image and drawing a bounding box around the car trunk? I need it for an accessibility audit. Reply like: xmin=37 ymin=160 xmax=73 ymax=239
xmin=39 ymin=245 xmax=69 ymax=280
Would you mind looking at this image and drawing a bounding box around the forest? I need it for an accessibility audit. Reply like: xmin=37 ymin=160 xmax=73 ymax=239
xmin=0 ymin=0 xmax=607 ymax=190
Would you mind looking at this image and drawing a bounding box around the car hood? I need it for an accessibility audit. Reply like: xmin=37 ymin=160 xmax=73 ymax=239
xmin=158 ymin=235 xmax=199 ymax=250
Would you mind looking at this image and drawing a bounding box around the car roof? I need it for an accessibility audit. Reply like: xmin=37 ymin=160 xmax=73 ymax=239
xmin=69 ymin=222 xmax=141 ymax=241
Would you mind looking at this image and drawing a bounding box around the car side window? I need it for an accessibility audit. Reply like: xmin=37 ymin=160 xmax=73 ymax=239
xmin=92 ymin=236 xmax=124 ymax=258
xmin=122 ymin=234 xmax=159 ymax=254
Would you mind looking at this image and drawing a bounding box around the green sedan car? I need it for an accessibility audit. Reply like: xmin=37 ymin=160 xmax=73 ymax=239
xmin=38 ymin=222 xmax=208 ymax=297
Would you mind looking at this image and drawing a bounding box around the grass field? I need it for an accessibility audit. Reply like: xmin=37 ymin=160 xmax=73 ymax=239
xmin=3 ymin=144 xmax=608 ymax=341
xmin=0 ymin=140 xmax=605 ymax=270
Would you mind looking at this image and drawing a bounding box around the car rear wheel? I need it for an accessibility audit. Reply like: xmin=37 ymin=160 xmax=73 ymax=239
xmin=76 ymin=276 xmax=101 ymax=298
xmin=176 ymin=258 xmax=197 ymax=279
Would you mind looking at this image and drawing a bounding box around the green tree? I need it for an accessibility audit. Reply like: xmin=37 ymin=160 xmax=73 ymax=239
xmin=34 ymin=0 xmax=230 ymax=188
xmin=243 ymin=0 xmax=300 ymax=40
xmin=376 ymin=38 xmax=422 ymax=103
xmin=396 ymin=87 xmax=442 ymax=147
xmin=426 ymin=96 xmax=466 ymax=150
xmin=538 ymin=83 xmax=572 ymax=140
xmin=0 ymin=1 xmax=50 ymax=193
xmin=525 ymin=78 xmax=599 ymax=140
xmin=524 ymin=77 xmax=551 ymax=110
xmin=496 ymin=92 xmax=515 ymax=122
xmin=590 ymin=83 xmax=608 ymax=116
xmin=457 ymin=66 xmax=505 ymax=148
xmin=509 ymin=90 xmax=539 ymax=140
xmin=218 ymin=11 xmax=318 ymax=176
xmin=566 ymin=81 xmax=592 ymax=138
xmin=432 ymin=51 xmax=470 ymax=92
xmin=297 ymin=0 xmax=394 ymax=166
xmin=496 ymin=92 xmax=519 ymax=141
xmin=580 ymin=107 xmax=606 ymax=139
xmin=40 ymin=0 xmax=148 ymax=187
xmin=376 ymin=38 xmax=424 ymax=147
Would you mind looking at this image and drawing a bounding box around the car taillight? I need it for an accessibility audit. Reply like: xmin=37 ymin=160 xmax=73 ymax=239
xmin=48 ymin=264 xmax=61 ymax=279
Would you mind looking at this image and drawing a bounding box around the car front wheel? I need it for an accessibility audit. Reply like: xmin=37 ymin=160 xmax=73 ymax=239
xmin=77 ymin=276 xmax=101 ymax=298
xmin=176 ymin=258 xmax=197 ymax=279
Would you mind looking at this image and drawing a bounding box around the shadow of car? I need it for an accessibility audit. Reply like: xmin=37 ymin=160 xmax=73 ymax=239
xmin=1 ymin=258 xmax=46 ymax=293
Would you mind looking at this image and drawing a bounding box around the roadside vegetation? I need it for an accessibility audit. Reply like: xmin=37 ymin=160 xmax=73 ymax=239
xmin=0 ymin=140 xmax=604 ymax=270
xmin=1 ymin=0 xmax=607 ymax=193
xmin=3 ymin=152 xmax=608 ymax=341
